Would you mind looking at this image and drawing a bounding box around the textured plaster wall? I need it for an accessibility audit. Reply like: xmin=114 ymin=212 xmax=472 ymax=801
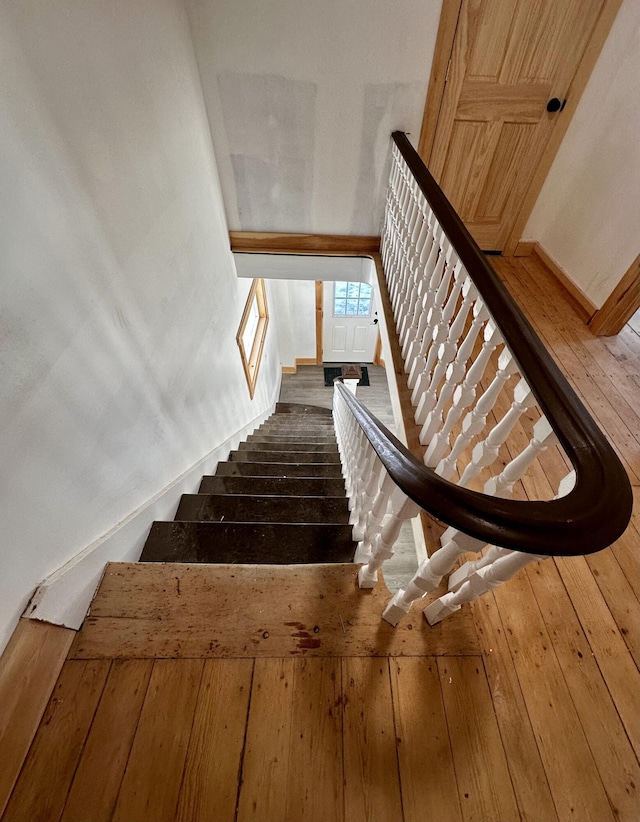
xmin=523 ymin=0 xmax=640 ymax=307
xmin=268 ymin=280 xmax=317 ymax=367
xmin=0 ymin=0 xmax=280 ymax=652
xmin=185 ymin=0 xmax=442 ymax=235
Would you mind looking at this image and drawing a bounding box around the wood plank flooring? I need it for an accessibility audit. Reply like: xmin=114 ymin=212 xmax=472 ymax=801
xmin=4 ymin=255 xmax=640 ymax=822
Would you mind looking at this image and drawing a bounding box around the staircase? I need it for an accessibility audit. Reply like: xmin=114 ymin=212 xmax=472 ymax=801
xmin=140 ymin=403 xmax=356 ymax=564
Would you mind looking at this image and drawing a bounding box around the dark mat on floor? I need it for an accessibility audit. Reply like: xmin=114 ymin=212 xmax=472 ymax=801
xmin=324 ymin=366 xmax=370 ymax=387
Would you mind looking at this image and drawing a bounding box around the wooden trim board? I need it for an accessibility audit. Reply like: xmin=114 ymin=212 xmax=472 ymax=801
xmin=0 ymin=619 xmax=75 ymax=816
xmin=230 ymin=232 xmax=380 ymax=255
xmin=281 ymin=358 xmax=318 ymax=375
xmin=418 ymin=0 xmax=463 ymax=164
xmin=531 ymin=243 xmax=597 ymax=322
xmin=373 ymin=330 xmax=383 ymax=366
xmin=589 ymin=253 xmax=640 ymax=336
xmin=513 ymin=241 xmax=535 ymax=257
xmin=315 ymin=280 xmax=323 ymax=363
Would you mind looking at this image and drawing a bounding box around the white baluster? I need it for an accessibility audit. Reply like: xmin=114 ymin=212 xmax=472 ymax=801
xmin=406 ymin=235 xmax=456 ymax=390
xmin=414 ymin=277 xmax=477 ymax=426
xmin=352 ymin=456 xmax=385 ymax=542
xmin=445 ymin=470 xmax=576 ymax=594
xmin=484 ymin=416 xmax=557 ymax=498
xmin=436 ymin=349 xmax=518 ymax=480
xmin=423 ymin=550 xmax=547 ymax=625
xmin=382 ymin=529 xmax=483 ymax=625
xmin=358 ymin=488 xmax=421 ymax=588
xmin=347 ymin=428 xmax=369 ymax=522
xmin=399 ymin=221 xmax=437 ymax=362
xmin=424 ymin=321 xmax=502 ymax=466
xmin=419 ymin=299 xmax=489 ymax=443
xmin=353 ymin=472 xmax=396 ymax=563
xmin=440 ymin=416 xmax=557 ymax=548
xmin=457 ymin=377 xmax=536 ymax=488
xmin=408 ymin=253 xmax=463 ymax=395
xmin=555 ymin=470 xmax=576 ymax=497
xmin=400 ymin=231 xmax=450 ymax=354
xmin=447 ymin=545 xmax=510 ymax=592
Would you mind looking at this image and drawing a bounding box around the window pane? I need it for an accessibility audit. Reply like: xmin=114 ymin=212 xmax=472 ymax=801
xmin=241 ymin=295 xmax=260 ymax=354
xmin=346 ymin=298 xmax=358 ymax=315
xmin=347 ymin=282 xmax=360 ymax=298
xmin=357 ymin=299 xmax=371 ymax=316
xmin=335 ymin=282 xmax=348 ymax=297
xmin=334 ymin=299 xmax=346 ymax=316
xmin=360 ymin=283 xmax=372 ymax=298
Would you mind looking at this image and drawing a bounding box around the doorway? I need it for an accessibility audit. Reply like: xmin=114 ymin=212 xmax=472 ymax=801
xmin=321 ymin=280 xmax=378 ymax=363
xmin=420 ymin=0 xmax=621 ymax=253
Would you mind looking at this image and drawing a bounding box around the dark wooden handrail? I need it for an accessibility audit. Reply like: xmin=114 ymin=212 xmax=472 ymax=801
xmin=333 ymin=133 xmax=633 ymax=556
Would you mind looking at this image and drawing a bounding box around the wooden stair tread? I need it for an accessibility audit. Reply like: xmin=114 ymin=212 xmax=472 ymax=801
xmin=215 ymin=461 xmax=343 ymax=478
xmin=247 ymin=433 xmax=337 ymax=444
xmin=274 ymin=403 xmax=333 ymax=416
xmin=229 ymin=449 xmax=341 ymax=464
xmin=238 ymin=441 xmax=338 ymax=453
xmin=198 ymin=476 xmax=346 ymax=496
xmin=175 ymin=493 xmax=349 ymax=523
xmin=70 ymin=563 xmax=480 ymax=659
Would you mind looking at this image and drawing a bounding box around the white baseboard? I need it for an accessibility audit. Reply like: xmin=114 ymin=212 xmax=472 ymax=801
xmin=23 ymin=387 xmax=280 ymax=630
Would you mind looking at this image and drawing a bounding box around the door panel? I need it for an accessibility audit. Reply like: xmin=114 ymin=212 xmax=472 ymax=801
xmin=429 ymin=0 xmax=607 ymax=250
xmin=332 ymin=325 xmax=347 ymax=353
xmin=352 ymin=326 xmax=368 ymax=354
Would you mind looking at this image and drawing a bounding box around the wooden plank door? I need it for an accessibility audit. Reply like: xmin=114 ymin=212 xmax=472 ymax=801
xmin=426 ymin=0 xmax=618 ymax=252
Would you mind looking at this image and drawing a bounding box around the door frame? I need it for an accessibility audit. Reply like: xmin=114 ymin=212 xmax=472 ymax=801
xmin=418 ymin=0 xmax=623 ymax=255
xmin=588 ymin=254 xmax=640 ymax=336
xmin=320 ymin=280 xmax=378 ymax=363
xmin=315 ymin=280 xmax=323 ymax=362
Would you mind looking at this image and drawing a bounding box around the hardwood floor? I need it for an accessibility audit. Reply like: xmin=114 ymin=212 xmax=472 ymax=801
xmin=2 ymin=255 xmax=639 ymax=822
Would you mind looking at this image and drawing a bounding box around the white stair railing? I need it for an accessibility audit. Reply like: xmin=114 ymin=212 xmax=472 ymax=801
xmin=327 ymin=132 xmax=631 ymax=627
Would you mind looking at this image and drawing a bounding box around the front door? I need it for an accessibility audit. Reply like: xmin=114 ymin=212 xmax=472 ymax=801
xmin=322 ymin=281 xmax=378 ymax=363
xmin=427 ymin=0 xmax=615 ymax=251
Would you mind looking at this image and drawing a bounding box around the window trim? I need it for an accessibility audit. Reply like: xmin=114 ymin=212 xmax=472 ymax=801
xmin=237 ymin=278 xmax=269 ymax=398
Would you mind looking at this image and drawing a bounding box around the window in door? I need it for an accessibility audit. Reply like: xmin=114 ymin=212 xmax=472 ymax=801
xmin=333 ymin=281 xmax=373 ymax=317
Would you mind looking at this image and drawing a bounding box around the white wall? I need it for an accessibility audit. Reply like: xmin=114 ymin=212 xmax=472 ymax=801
xmin=0 ymin=0 xmax=280 ymax=653
xmin=523 ymin=0 xmax=640 ymax=308
xmin=268 ymin=280 xmax=317 ymax=368
xmin=184 ymin=0 xmax=442 ymax=235
xmin=237 ymin=255 xmax=374 ymax=368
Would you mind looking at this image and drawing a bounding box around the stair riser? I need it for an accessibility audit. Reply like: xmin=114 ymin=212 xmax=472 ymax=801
xmin=199 ymin=476 xmax=346 ymax=496
xmin=275 ymin=403 xmax=333 ymax=417
xmin=260 ymin=423 xmax=335 ymax=433
xmin=229 ymin=450 xmax=341 ymax=464
xmin=239 ymin=441 xmax=337 ymax=453
xmin=140 ymin=521 xmax=355 ymax=564
xmin=176 ymin=494 xmax=349 ymax=524
xmin=248 ymin=434 xmax=337 ymax=444
xmin=266 ymin=415 xmax=334 ymax=423
xmin=215 ymin=462 xmax=344 ymax=478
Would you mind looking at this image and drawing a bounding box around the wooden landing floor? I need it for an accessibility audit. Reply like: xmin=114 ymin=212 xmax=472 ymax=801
xmin=3 ymin=255 xmax=640 ymax=822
